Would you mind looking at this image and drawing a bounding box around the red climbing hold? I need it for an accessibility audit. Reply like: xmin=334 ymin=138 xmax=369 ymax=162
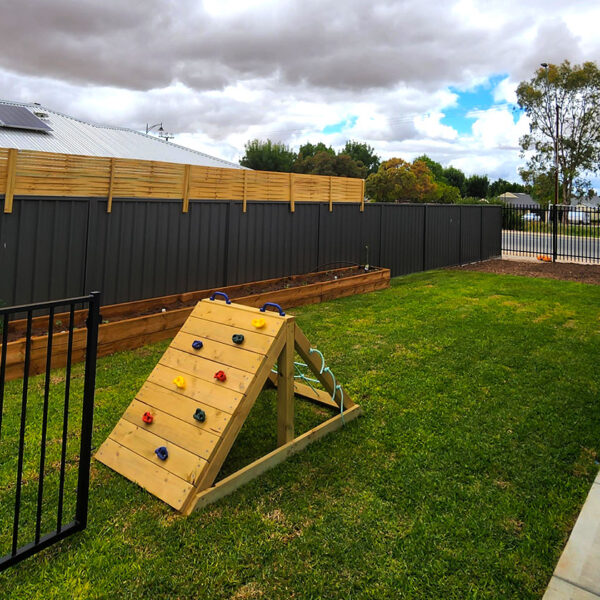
xmin=214 ymin=370 xmax=227 ymax=382
xmin=142 ymin=411 xmax=154 ymax=424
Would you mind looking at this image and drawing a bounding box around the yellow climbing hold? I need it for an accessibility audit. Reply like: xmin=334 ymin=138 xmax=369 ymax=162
xmin=173 ymin=375 xmax=186 ymax=389
xmin=252 ymin=317 xmax=266 ymax=329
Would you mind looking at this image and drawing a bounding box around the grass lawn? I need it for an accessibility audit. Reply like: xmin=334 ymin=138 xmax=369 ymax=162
xmin=1 ymin=269 xmax=599 ymax=599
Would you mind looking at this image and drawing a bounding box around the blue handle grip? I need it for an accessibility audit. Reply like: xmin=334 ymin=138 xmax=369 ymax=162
xmin=209 ymin=291 xmax=231 ymax=304
xmin=259 ymin=302 xmax=285 ymax=316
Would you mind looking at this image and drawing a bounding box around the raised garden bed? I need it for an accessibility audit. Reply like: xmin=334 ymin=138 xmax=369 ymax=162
xmin=3 ymin=266 xmax=389 ymax=381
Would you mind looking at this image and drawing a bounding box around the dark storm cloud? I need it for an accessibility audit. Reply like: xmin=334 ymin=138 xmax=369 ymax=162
xmin=2 ymin=0 xmax=590 ymax=93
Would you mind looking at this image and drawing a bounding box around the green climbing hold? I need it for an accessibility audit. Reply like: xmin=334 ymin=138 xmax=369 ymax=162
xmin=193 ymin=408 xmax=206 ymax=423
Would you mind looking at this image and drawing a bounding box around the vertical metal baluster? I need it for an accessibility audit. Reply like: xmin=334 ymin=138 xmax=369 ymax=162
xmin=34 ymin=307 xmax=55 ymax=544
xmin=75 ymin=292 xmax=100 ymax=529
xmin=0 ymin=313 xmax=9 ymax=439
xmin=57 ymin=304 xmax=75 ymax=533
xmin=11 ymin=310 xmax=33 ymax=556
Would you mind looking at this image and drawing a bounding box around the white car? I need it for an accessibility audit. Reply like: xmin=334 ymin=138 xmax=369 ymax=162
xmin=568 ymin=211 xmax=591 ymax=224
xmin=523 ymin=213 xmax=541 ymax=222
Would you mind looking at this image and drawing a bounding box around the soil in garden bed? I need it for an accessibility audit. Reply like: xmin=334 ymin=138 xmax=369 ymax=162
xmin=5 ymin=266 xmax=380 ymax=342
xmin=452 ymin=259 xmax=600 ymax=285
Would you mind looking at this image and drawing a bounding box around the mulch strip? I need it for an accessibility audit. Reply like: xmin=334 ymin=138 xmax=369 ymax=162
xmin=452 ymin=259 xmax=600 ymax=286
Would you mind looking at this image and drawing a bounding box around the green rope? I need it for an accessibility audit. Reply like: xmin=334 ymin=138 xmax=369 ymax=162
xmin=273 ymin=351 xmax=345 ymax=425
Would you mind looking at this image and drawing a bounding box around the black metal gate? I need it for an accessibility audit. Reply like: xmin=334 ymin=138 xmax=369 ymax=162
xmin=502 ymin=204 xmax=600 ymax=263
xmin=0 ymin=292 xmax=100 ymax=571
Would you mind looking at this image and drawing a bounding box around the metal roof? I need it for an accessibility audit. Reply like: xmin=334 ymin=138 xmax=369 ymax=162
xmin=0 ymin=99 xmax=244 ymax=169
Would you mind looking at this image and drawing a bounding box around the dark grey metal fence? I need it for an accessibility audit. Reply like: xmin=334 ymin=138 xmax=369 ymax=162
xmin=502 ymin=204 xmax=600 ymax=263
xmin=0 ymin=199 xmax=501 ymax=306
xmin=0 ymin=292 xmax=100 ymax=571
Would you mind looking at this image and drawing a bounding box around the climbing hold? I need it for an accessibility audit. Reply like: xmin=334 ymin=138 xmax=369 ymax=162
xmin=155 ymin=446 xmax=168 ymax=461
xmin=214 ymin=370 xmax=227 ymax=382
xmin=173 ymin=375 xmax=186 ymax=389
xmin=259 ymin=302 xmax=285 ymax=316
xmin=252 ymin=317 xmax=266 ymax=329
xmin=193 ymin=408 xmax=206 ymax=423
xmin=209 ymin=291 xmax=232 ymax=304
xmin=232 ymin=334 xmax=244 ymax=345
xmin=192 ymin=340 xmax=204 ymax=350
xmin=142 ymin=411 xmax=154 ymax=424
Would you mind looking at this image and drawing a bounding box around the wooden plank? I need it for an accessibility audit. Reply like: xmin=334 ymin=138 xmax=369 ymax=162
xmin=137 ymin=381 xmax=231 ymax=436
xmin=268 ymin=372 xmax=338 ymax=409
xmin=294 ymin=324 xmax=355 ymax=409
xmin=122 ymin=399 xmax=219 ymax=460
xmin=329 ymin=176 xmax=333 ymax=212
xmin=159 ymin=347 xmax=253 ymax=394
xmin=181 ymin=316 xmax=274 ymax=355
xmin=242 ymin=169 xmax=247 ymax=213
xmin=109 ymin=419 xmax=206 ymax=484
xmin=360 ymin=179 xmax=365 ymax=212
xmin=192 ymin=301 xmax=284 ymax=337
xmin=107 ymin=158 xmax=115 ymax=213
xmin=4 ymin=148 xmax=17 ymax=213
xmin=289 ymin=172 xmax=295 ymax=212
xmin=147 ymin=364 xmax=243 ymax=414
xmin=171 ymin=330 xmax=264 ymax=373
xmin=182 ymin=163 xmax=191 ymax=213
xmin=188 ymin=404 xmax=363 ymax=512
xmin=95 ymin=438 xmax=193 ymax=511
xmin=277 ymin=319 xmax=295 ymax=446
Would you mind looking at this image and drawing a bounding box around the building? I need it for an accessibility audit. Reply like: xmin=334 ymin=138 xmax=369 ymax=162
xmin=499 ymin=192 xmax=539 ymax=207
xmin=0 ymin=99 xmax=243 ymax=169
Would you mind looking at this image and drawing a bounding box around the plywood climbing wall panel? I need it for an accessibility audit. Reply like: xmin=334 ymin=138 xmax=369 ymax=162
xmin=96 ymin=298 xmax=289 ymax=511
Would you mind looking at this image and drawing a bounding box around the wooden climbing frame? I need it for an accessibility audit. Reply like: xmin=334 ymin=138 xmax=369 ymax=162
xmin=95 ymin=297 xmax=362 ymax=513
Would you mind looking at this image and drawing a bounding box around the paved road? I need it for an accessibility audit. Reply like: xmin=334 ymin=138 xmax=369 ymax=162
xmin=502 ymin=230 xmax=600 ymax=262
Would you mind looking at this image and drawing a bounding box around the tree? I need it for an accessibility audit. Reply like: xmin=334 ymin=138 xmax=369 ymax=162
xmin=240 ymin=139 xmax=297 ymax=172
xmin=518 ymin=168 xmax=555 ymax=206
xmin=465 ymin=174 xmax=489 ymax=198
xmin=342 ymin=140 xmax=381 ymax=175
xmin=415 ymin=155 xmax=447 ymax=184
xmin=297 ymin=142 xmax=335 ymax=159
xmin=517 ymin=60 xmax=600 ymax=204
xmin=443 ymin=166 xmax=466 ymax=196
xmin=293 ymin=151 xmax=366 ymax=178
xmin=366 ymin=158 xmax=437 ymax=203
xmin=488 ymin=178 xmax=529 ymax=198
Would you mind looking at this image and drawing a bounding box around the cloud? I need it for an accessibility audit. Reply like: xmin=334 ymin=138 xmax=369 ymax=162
xmin=0 ymin=0 xmax=599 ymax=184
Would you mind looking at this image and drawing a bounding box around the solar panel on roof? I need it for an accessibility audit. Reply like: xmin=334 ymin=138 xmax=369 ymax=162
xmin=0 ymin=105 xmax=52 ymax=132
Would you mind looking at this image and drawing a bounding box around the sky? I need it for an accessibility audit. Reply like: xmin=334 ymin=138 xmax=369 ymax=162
xmin=1 ymin=0 xmax=600 ymax=186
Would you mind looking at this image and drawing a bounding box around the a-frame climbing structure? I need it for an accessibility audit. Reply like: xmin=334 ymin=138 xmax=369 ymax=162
xmin=96 ymin=294 xmax=361 ymax=514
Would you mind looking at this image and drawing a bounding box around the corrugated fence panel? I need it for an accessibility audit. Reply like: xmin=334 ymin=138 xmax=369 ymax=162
xmin=460 ymin=206 xmax=482 ymax=264
xmin=481 ymin=205 xmax=502 ymax=259
xmin=379 ymin=204 xmax=425 ymax=276
xmin=318 ymin=204 xmax=365 ymax=268
xmin=87 ymin=199 xmax=228 ymax=305
xmin=225 ymin=202 xmax=319 ymax=284
xmin=424 ymin=205 xmax=461 ymax=269
xmin=0 ymin=197 xmax=501 ymax=306
xmin=0 ymin=197 xmax=88 ymax=305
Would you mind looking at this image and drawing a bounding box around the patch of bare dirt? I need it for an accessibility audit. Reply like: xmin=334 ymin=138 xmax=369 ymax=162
xmin=453 ymin=259 xmax=600 ymax=285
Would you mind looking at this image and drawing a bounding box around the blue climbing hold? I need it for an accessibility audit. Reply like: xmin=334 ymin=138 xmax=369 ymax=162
xmin=232 ymin=334 xmax=244 ymax=345
xmin=155 ymin=446 xmax=168 ymax=461
xmin=192 ymin=340 xmax=203 ymax=350
xmin=259 ymin=302 xmax=285 ymax=316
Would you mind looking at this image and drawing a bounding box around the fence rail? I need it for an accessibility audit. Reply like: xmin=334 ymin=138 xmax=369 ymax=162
xmin=0 ymin=292 xmax=100 ymax=571
xmin=0 ymin=147 xmax=365 ymax=214
xmin=502 ymin=204 xmax=600 ymax=263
